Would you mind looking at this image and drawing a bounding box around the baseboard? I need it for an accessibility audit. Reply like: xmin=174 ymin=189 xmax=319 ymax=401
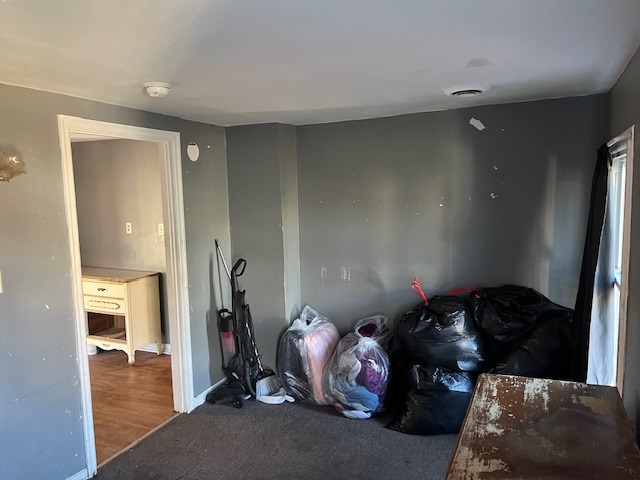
xmin=66 ymin=467 xmax=89 ymax=480
xmin=138 ymin=343 xmax=171 ymax=355
xmin=192 ymin=377 xmax=227 ymax=410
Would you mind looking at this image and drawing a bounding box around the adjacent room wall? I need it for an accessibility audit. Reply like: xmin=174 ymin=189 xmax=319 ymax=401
xmin=0 ymin=83 xmax=229 ymax=480
xmin=609 ymin=45 xmax=640 ymax=440
xmin=296 ymin=95 xmax=608 ymax=332
xmin=72 ymin=139 xmax=170 ymax=342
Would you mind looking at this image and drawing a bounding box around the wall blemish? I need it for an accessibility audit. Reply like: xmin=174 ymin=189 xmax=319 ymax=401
xmin=340 ymin=266 xmax=352 ymax=282
xmin=470 ymin=117 xmax=486 ymax=131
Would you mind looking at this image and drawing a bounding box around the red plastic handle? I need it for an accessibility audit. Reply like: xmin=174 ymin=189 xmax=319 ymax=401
xmin=411 ymin=277 xmax=429 ymax=306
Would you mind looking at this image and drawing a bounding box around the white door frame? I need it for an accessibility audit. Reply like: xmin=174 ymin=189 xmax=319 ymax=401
xmin=57 ymin=115 xmax=193 ymax=477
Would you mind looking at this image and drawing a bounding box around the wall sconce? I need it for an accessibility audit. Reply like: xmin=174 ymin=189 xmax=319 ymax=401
xmin=0 ymin=152 xmax=27 ymax=181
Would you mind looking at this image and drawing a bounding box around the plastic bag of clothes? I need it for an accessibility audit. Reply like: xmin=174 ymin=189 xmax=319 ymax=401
xmin=278 ymin=306 xmax=340 ymax=404
xmin=393 ymin=296 xmax=486 ymax=372
xmin=387 ymin=365 xmax=477 ymax=435
xmin=323 ymin=315 xmax=391 ymax=419
xmin=469 ymin=285 xmax=570 ymax=344
xmin=491 ymin=308 xmax=573 ymax=380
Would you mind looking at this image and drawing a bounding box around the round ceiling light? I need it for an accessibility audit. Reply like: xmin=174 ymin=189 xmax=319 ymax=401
xmin=443 ymin=85 xmax=489 ymax=98
xmin=143 ymin=82 xmax=172 ymax=98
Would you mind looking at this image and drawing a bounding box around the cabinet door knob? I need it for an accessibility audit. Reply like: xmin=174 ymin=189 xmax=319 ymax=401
xmin=98 ymin=288 xmax=106 ymax=292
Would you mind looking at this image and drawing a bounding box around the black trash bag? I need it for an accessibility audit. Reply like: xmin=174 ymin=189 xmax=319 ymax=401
xmin=469 ymin=285 xmax=572 ymax=345
xmin=490 ymin=309 xmax=573 ymax=380
xmin=393 ymin=296 xmax=486 ymax=372
xmin=387 ymin=365 xmax=477 ymax=435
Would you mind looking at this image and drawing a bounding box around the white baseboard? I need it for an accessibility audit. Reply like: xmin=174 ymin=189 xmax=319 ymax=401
xmin=192 ymin=377 xmax=227 ymax=410
xmin=138 ymin=343 xmax=171 ymax=355
xmin=66 ymin=467 xmax=89 ymax=480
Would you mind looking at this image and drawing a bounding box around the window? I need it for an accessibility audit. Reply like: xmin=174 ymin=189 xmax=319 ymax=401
xmin=587 ymin=126 xmax=634 ymax=393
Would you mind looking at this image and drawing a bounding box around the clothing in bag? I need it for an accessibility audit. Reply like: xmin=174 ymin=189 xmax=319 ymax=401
xmin=387 ymin=365 xmax=477 ymax=435
xmin=278 ymin=306 xmax=340 ymax=404
xmin=323 ymin=315 xmax=391 ymax=419
xmin=490 ymin=309 xmax=573 ymax=380
xmin=394 ymin=296 xmax=486 ymax=372
xmin=469 ymin=285 xmax=571 ymax=344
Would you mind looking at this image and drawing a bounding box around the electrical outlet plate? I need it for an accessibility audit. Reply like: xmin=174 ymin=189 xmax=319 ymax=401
xmin=125 ymin=222 xmax=132 ymax=234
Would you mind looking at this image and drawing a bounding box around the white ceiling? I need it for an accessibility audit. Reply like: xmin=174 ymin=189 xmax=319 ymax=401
xmin=1 ymin=0 xmax=640 ymax=126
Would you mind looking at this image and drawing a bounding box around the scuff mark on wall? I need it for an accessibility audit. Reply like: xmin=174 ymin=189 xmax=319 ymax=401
xmin=470 ymin=117 xmax=486 ymax=131
xmin=467 ymin=58 xmax=492 ymax=68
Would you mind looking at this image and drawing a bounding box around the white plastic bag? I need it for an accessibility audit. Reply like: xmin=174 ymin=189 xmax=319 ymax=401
xmin=323 ymin=315 xmax=391 ymax=419
xmin=278 ymin=306 xmax=340 ymax=404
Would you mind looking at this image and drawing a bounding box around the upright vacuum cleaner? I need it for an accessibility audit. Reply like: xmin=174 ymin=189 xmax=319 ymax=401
xmin=206 ymin=240 xmax=278 ymax=408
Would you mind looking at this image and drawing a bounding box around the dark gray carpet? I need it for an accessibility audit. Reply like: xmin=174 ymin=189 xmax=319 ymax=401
xmin=96 ymin=401 xmax=457 ymax=480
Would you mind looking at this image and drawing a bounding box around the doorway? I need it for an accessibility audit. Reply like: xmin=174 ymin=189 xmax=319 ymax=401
xmin=58 ymin=115 xmax=193 ymax=477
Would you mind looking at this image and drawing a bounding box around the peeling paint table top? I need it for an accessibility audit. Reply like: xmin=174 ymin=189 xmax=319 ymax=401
xmin=446 ymin=374 xmax=640 ymax=479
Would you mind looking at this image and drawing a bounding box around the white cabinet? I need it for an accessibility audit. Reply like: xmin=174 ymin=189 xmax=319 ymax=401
xmin=82 ymin=267 xmax=162 ymax=365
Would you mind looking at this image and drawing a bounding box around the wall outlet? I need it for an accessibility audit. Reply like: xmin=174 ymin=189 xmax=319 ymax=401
xmin=158 ymin=223 xmax=164 ymax=236
xmin=125 ymin=222 xmax=132 ymax=234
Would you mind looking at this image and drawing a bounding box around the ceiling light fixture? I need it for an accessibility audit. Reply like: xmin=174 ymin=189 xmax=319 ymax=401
xmin=443 ymin=85 xmax=489 ymax=98
xmin=143 ymin=82 xmax=172 ymax=98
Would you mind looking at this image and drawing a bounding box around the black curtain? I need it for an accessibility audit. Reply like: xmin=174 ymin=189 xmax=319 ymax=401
xmin=571 ymin=144 xmax=610 ymax=382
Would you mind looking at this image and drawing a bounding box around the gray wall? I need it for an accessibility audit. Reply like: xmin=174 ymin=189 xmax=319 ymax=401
xmin=72 ymin=139 xmax=170 ymax=342
xmin=609 ymin=45 xmax=640 ymax=439
xmin=0 ymin=83 xmax=229 ymax=480
xmin=226 ymin=124 xmax=293 ymax=369
xmin=278 ymin=124 xmax=302 ymax=323
xmin=296 ymin=96 xmax=608 ymax=332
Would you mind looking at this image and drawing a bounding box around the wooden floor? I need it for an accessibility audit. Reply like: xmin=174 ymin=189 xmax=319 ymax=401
xmin=89 ymin=350 xmax=174 ymax=465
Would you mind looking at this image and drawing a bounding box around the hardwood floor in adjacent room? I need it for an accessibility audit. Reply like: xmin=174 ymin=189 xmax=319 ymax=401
xmin=89 ymin=350 xmax=175 ymax=465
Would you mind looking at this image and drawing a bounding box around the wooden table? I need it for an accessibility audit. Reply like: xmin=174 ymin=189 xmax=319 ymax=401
xmin=446 ymin=374 xmax=640 ymax=479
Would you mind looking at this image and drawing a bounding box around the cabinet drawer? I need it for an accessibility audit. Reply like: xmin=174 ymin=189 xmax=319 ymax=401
xmin=84 ymin=295 xmax=126 ymax=314
xmin=82 ymin=280 xmax=125 ymax=299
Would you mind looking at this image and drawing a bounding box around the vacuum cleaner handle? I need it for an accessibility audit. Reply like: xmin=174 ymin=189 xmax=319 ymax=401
xmin=215 ymin=239 xmax=232 ymax=280
xmin=232 ymin=258 xmax=247 ymax=277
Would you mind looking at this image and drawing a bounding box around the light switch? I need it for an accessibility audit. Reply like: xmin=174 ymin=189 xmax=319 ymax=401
xmin=158 ymin=223 xmax=164 ymax=236
xmin=125 ymin=222 xmax=132 ymax=234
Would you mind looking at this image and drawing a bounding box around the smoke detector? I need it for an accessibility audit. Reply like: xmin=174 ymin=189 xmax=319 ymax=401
xmin=443 ymin=85 xmax=489 ymax=97
xmin=143 ymin=82 xmax=172 ymax=98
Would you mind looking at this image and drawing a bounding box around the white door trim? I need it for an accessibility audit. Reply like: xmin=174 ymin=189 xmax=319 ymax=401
xmin=57 ymin=115 xmax=193 ymax=478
